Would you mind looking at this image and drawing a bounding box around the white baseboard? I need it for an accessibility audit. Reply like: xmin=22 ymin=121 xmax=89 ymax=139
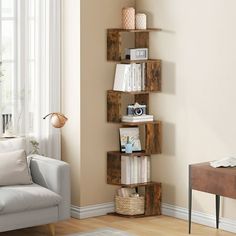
xmin=162 ymin=203 xmax=236 ymax=233
xmin=71 ymin=202 xmax=114 ymax=219
xmin=71 ymin=202 xmax=236 ymax=233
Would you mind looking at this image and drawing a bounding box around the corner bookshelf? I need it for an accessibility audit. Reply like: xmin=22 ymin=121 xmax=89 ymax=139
xmin=106 ymin=27 xmax=162 ymax=217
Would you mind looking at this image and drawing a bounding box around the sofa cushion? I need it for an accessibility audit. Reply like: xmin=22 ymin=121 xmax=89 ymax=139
xmin=0 ymin=183 xmax=61 ymax=215
xmin=0 ymin=150 xmax=32 ymax=186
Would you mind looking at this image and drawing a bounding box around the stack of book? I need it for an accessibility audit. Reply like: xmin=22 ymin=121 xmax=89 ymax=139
xmin=113 ymin=63 xmax=146 ymax=92
xmin=121 ymin=156 xmax=151 ymax=185
xmin=122 ymin=114 xmax=154 ymax=123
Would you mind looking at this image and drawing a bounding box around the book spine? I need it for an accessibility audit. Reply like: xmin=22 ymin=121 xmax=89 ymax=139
xmin=130 ymin=156 xmax=134 ymax=184
xmin=132 ymin=156 xmax=138 ymax=184
xmin=138 ymin=157 xmax=142 ymax=183
xmin=126 ymin=65 xmax=131 ymax=92
xmin=134 ymin=64 xmax=138 ymax=91
xmin=147 ymin=156 xmax=151 ymax=182
xmin=131 ymin=63 xmax=135 ymax=91
xmin=137 ymin=64 xmax=142 ymax=91
xmin=142 ymin=156 xmax=147 ymax=183
xmin=141 ymin=63 xmax=146 ymax=91
xmin=121 ymin=156 xmax=131 ymax=184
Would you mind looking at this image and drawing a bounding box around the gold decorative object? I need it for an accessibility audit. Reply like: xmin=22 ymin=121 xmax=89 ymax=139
xmin=43 ymin=112 xmax=68 ymax=128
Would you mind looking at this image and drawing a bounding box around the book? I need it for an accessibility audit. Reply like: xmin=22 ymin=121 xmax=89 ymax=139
xmin=130 ymin=157 xmax=134 ymax=183
xmin=210 ymin=157 xmax=236 ymax=168
xmin=122 ymin=115 xmax=154 ymax=123
xmin=120 ymin=155 xmax=151 ymax=184
xmin=147 ymin=156 xmax=151 ymax=182
xmin=113 ymin=64 xmax=130 ymax=91
xmin=125 ymin=66 xmax=132 ymax=92
xmin=141 ymin=156 xmax=148 ymax=183
xmin=137 ymin=64 xmax=142 ymax=91
xmin=132 ymin=63 xmax=137 ymax=91
xmin=132 ymin=156 xmax=139 ymax=184
xmin=121 ymin=156 xmax=131 ymax=184
xmin=138 ymin=157 xmax=142 ymax=183
xmin=114 ymin=63 xmax=145 ymax=92
xmin=141 ymin=63 xmax=146 ymax=91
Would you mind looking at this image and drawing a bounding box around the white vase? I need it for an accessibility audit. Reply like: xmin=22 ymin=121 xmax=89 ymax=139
xmin=135 ymin=13 xmax=147 ymax=30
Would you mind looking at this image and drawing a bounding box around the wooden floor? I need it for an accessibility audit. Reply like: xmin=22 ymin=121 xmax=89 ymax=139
xmin=1 ymin=215 xmax=235 ymax=236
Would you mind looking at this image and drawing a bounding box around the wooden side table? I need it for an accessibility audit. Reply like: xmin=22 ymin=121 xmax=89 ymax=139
xmin=189 ymin=162 xmax=236 ymax=234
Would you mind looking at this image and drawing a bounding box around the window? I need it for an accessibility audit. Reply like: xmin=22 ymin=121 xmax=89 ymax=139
xmin=0 ymin=0 xmax=15 ymax=133
xmin=0 ymin=0 xmax=61 ymax=159
xmin=0 ymin=0 xmax=37 ymax=134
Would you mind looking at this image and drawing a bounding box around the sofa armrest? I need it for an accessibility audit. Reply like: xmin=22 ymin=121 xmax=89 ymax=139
xmin=29 ymin=155 xmax=71 ymax=221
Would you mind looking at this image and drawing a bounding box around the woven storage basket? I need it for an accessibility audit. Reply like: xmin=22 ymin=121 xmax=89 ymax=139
xmin=115 ymin=196 xmax=145 ymax=215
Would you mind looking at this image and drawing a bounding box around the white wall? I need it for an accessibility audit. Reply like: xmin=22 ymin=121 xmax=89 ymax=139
xmin=80 ymin=0 xmax=135 ymax=206
xmin=136 ymin=0 xmax=236 ymax=220
xmin=61 ymin=0 xmax=81 ymax=205
xmin=62 ymin=0 xmax=135 ymax=207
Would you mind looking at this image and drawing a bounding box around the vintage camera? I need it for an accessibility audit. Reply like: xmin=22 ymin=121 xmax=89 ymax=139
xmin=127 ymin=103 xmax=147 ymax=116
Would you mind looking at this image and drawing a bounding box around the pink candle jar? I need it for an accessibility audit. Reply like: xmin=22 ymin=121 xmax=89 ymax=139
xmin=122 ymin=7 xmax=135 ymax=30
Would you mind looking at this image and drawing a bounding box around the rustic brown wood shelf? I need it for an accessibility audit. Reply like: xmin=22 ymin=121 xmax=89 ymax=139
xmin=122 ymin=120 xmax=161 ymax=126
xmin=106 ymin=24 xmax=162 ymax=218
xmin=107 ymin=90 xmax=150 ymax=95
xmin=107 ymin=181 xmax=159 ymax=188
xmin=107 ymin=92 xmax=162 ymax=123
xmin=120 ymin=58 xmax=161 ymax=64
xmin=108 ymin=28 xmax=162 ymax=33
xmin=107 ymin=151 xmax=149 ymax=157
xmin=107 ymin=150 xmax=161 ymax=186
xmin=107 ymin=29 xmax=162 ymax=61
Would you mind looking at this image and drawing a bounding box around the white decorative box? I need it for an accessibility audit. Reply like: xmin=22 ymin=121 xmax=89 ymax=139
xmin=125 ymin=48 xmax=148 ymax=61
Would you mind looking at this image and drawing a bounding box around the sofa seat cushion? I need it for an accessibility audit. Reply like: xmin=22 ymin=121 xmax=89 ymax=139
xmin=0 ymin=183 xmax=61 ymax=215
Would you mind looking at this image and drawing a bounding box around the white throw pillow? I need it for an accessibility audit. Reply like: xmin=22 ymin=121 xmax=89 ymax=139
xmin=0 ymin=149 xmax=32 ymax=186
xmin=0 ymin=138 xmax=26 ymax=153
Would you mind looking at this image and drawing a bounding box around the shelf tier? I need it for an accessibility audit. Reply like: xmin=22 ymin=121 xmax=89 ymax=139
xmin=107 ymin=181 xmax=160 ymax=188
xmin=107 ymin=90 xmax=157 ymax=95
xmin=121 ymin=120 xmax=161 ymax=126
xmin=107 ymin=151 xmax=161 ymax=186
xmin=107 ymin=212 xmax=148 ymax=218
xmin=109 ymin=59 xmax=161 ymax=64
xmin=107 ymin=151 xmax=150 ymax=157
xmin=107 ymin=182 xmax=162 ymax=217
xmin=107 ymin=28 xmax=161 ymax=61
xmin=108 ymin=59 xmax=161 ymax=92
xmin=107 ymin=92 xmax=162 ymax=123
xmin=107 ymin=121 xmax=161 ymax=155
xmin=120 ymin=58 xmax=161 ymax=64
xmin=107 ymin=28 xmax=162 ymax=33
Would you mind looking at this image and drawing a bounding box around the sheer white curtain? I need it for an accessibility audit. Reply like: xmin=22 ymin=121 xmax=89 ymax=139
xmin=0 ymin=0 xmax=61 ymax=159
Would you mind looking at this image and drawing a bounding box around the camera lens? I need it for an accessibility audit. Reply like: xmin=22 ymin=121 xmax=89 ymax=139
xmin=134 ymin=108 xmax=143 ymax=116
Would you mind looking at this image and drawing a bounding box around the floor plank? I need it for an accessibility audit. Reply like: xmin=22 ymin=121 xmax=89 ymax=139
xmin=1 ymin=215 xmax=235 ymax=236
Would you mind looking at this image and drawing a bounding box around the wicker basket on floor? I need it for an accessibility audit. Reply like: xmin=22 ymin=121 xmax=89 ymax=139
xmin=115 ymin=195 xmax=145 ymax=215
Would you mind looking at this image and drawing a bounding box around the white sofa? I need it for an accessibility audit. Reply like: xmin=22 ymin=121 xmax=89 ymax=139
xmin=0 ymin=138 xmax=71 ymax=233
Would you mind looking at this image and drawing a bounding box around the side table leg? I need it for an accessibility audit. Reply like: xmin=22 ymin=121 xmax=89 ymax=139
xmin=189 ymin=187 xmax=192 ymax=234
xmin=216 ymin=195 xmax=220 ymax=229
xmin=188 ymin=165 xmax=192 ymax=234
